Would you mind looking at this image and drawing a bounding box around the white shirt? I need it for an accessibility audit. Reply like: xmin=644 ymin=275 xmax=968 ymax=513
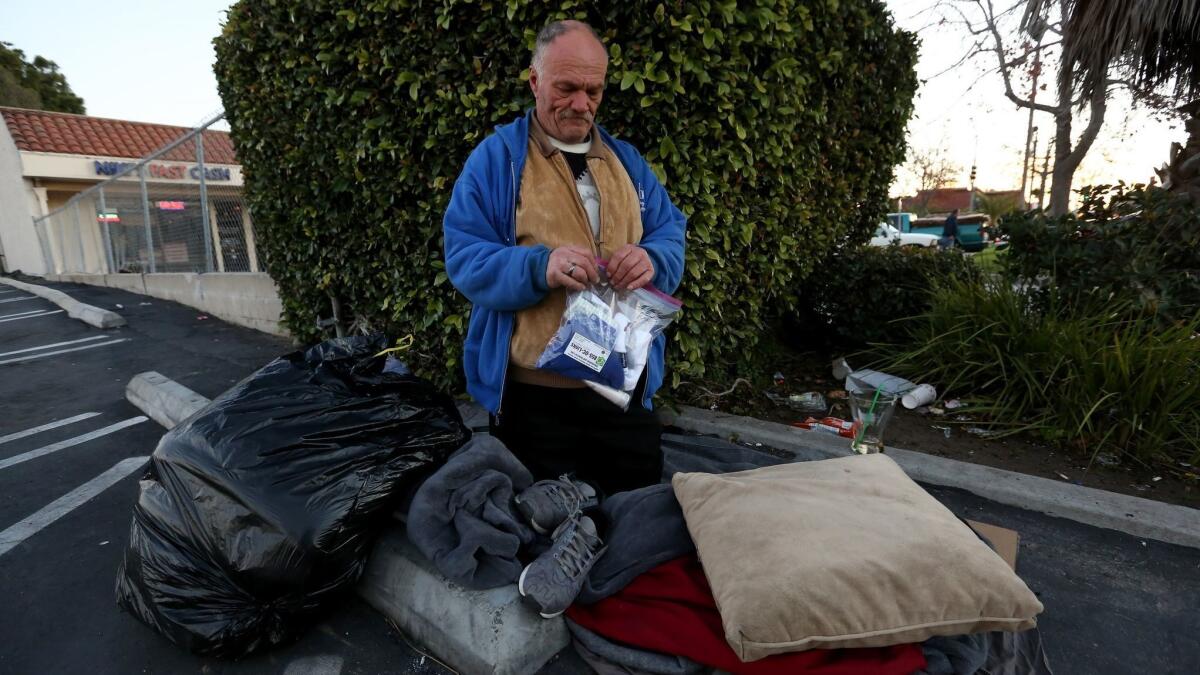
xmin=548 ymin=135 xmax=601 ymax=239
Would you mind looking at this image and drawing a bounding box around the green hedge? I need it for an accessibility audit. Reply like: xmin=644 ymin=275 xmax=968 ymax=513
xmin=214 ymin=0 xmax=917 ymax=393
xmin=787 ymin=245 xmax=980 ymax=348
xmin=1004 ymin=185 xmax=1200 ymax=322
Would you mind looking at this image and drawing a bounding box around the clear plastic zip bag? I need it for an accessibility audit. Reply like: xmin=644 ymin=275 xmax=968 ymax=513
xmin=585 ymin=282 xmax=683 ymax=409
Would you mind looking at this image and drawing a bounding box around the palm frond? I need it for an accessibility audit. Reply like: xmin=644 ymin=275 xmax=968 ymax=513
xmin=1023 ymin=0 xmax=1200 ymax=99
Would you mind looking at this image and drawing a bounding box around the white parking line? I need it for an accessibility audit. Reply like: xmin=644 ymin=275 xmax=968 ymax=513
xmin=0 ymin=310 xmax=63 ymax=324
xmin=0 ymin=413 xmax=102 ymax=446
xmin=0 ymin=456 xmax=149 ymax=557
xmin=283 ymin=655 xmax=345 ymax=675
xmin=0 ymin=336 xmax=110 ymax=359
xmin=0 ymin=289 xmax=18 ymax=294
xmin=0 ymin=416 xmax=148 ymax=471
xmin=0 ymin=338 xmax=128 ymax=365
xmin=0 ymin=309 xmax=48 ymax=319
xmin=0 ymin=296 xmax=36 ymax=304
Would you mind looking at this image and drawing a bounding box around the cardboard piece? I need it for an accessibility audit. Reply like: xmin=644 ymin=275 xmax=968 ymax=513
xmin=966 ymin=520 xmax=1020 ymax=571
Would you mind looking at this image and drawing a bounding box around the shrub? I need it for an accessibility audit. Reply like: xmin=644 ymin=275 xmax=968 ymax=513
xmin=1004 ymin=184 xmax=1200 ymax=322
xmin=788 ymin=245 xmax=978 ymax=348
xmin=213 ymin=0 xmax=918 ymax=393
xmin=876 ymin=277 xmax=1200 ymax=465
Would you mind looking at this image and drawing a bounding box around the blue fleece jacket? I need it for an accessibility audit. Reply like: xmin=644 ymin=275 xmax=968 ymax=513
xmin=443 ymin=111 xmax=687 ymax=414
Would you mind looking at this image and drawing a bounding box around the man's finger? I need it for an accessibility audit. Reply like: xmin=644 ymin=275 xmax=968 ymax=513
xmin=626 ymin=267 xmax=654 ymax=290
xmin=610 ymin=265 xmax=629 ymax=287
xmin=556 ymin=268 xmax=585 ymax=292
xmin=609 ymin=247 xmax=635 ymax=281
xmin=616 ymin=251 xmax=651 ymax=288
xmin=618 ymin=263 xmax=652 ymax=290
xmin=563 ymin=277 xmax=586 ymax=292
xmin=578 ymin=254 xmax=600 ymax=283
xmin=570 ymin=257 xmax=595 ymax=288
xmin=556 ymin=251 xmax=588 ymax=281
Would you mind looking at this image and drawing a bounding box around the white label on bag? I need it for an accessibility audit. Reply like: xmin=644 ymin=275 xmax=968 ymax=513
xmin=564 ymin=333 xmax=609 ymax=372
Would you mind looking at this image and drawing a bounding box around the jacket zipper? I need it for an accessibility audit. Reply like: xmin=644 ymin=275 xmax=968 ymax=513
xmin=553 ymin=153 xmax=603 ymax=257
xmin=497 ymin=159 xmax=517 ymax=418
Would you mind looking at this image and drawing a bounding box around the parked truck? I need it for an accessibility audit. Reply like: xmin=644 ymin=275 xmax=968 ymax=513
xmin=887 ymin=212 xmax=992 ymax=252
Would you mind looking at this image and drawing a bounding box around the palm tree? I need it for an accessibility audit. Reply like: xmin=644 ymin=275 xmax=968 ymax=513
xmin=975 ymin=192 xmax=1023 ymax=228
xmin=1024 ymin=0 xmax=1200 ymax=202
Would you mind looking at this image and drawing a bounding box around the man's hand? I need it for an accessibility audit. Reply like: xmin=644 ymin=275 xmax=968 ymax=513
xmin=608 ymin=244 xmax=655 ymax=290
xmin=546 ymin=246 xmax=600 ymax=291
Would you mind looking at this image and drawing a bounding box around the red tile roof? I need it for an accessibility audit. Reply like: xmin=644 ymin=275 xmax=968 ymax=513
xmin=902 ymin=188 xmax=1029 ymax=214
xmin=0 ymin=107 xmax=237 ymax=165
xmin=913 ymin=187 xmax=973 ymax=213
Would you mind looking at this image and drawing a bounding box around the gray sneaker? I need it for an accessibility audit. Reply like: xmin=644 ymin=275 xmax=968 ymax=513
xmin=517 ymin=515 xmax=606 ymax=618
xmin=514 ymin=475 xmax=598 ymax=535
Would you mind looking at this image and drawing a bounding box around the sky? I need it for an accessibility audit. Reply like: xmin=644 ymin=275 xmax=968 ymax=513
xmin=3 ymin=0 xmax=230 ymax=129
xmin=2 ymin=0 xmax=1189 ymax=198
xmin=887 ymin=0 xmax=1186 ymax=198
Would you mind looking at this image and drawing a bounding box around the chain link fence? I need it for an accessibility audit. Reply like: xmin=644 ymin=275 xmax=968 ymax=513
xmin=33 ymin=113 xmax=260 ymax=275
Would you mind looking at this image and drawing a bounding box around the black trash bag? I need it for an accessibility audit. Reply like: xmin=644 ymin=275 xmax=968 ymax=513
xmin=115 ymin=334 xmax=469 ymax=658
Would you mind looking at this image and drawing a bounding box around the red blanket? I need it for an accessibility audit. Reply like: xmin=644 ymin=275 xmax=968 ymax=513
xmin=567 ymin=556 xmax=926 ymax=675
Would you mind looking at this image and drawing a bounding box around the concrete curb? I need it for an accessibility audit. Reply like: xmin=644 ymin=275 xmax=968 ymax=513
xmin=125 ymin=371 xmax=210 ymax=429
xmin=360 ymin=530 xmax=568 ymax=675
xmin=43 ymin=272 xmax=287 ymax=337
xmin=126 ymin=376 xmax=566 ymax=674
xmin=662 ymin=405 xmax=1200 ymax=549
xmin=0 ymin=277 xmax=126 ymax=328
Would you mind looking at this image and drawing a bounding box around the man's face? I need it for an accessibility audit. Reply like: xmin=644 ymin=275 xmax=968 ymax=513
xmin=529 ymin=29 xmax=608 ymax=144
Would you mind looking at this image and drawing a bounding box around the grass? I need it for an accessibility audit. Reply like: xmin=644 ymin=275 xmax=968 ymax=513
xmin=969 ymin=245 xmax=1007 ymax=275
xmin=869 ymin=276 xmax=1200 ymax=466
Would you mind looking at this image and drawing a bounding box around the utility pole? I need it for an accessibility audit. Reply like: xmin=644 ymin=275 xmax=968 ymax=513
xmin=1028 ymin=132 xmax=1039 ymax=204
xmin=1036 ymin=139 xmax=1053 ymax=210
xmin=1019 ymin=40 xmax=1043 ymax=204
xmin=969 ymin=164 xmax=978 ymax=211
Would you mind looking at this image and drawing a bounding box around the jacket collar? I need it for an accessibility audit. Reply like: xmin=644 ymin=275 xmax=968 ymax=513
xmin=527 ymin=110 xmax=606 ymax=160
xmin=491 ymin=111 xmax=627 ymax=186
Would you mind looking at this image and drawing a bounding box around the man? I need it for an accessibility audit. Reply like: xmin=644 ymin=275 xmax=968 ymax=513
xmin=443 ymin=21 xmax=686 ymax=618
xmin=443 ymin=21 xmax=686 ymax=497
xmin=940 ymin=208 xmax=959 ymax=249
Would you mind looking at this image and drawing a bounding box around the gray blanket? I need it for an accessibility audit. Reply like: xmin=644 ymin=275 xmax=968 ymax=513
xmin=576 ymin=483 xmax=693 ymax=605
xmin=568 ymin=620 xmax=705 ymax=675
xmin=406 ymin=435 xmax=536 ymax=589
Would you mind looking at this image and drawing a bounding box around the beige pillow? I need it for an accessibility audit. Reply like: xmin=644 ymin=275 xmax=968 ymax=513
xmin=672 ymin=454 xmax=1043 ymax=662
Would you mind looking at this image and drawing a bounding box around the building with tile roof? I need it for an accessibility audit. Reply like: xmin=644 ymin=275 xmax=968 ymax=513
xmin=0 ymin=107 xmax=238 ymax=164
xmin=895 ymin=187 xmax=1029 ymax=216
xmin=0 ymin=107 xmax=250 ymax=276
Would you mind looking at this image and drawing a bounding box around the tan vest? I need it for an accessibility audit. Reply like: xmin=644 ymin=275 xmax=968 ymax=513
xmin=508 ymin=116 xmax=644 ymax=387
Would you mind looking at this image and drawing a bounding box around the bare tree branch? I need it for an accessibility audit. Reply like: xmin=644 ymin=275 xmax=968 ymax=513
xmin=938 ymin=0 xmax=991 ymax=35
xmin=1000 ymin=38 xmax=1062 ymax=68
xmin=900 ymin=147 xmax=963 ymax=214
xmin=980 ymin=0 xmax=1064 ymax=114
xmin=927 ymin=41 xmax=989 ymax=80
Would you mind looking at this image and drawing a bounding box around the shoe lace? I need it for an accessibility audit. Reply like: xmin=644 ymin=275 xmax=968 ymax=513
xmin=554 ymin=517 xmax=599 ymax=578
xmin=544 ymin=475 xmax=585 ymax=511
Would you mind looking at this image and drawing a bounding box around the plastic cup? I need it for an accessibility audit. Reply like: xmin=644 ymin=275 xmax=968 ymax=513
xmin=848 ymin=390 xmax=899 ymax=454
xmin=831 ymin=357 xmax=853 ymax=380
xmin=902 ymin=383 xmax=937 ymax=409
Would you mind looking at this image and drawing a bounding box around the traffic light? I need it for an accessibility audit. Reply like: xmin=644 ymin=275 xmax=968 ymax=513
xmin=969 ymin=165 xmax=977 ymax=183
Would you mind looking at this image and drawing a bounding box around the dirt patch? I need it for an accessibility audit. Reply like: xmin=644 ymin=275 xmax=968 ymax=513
xmin=675 ymin=351 xmax=1200 ymax=510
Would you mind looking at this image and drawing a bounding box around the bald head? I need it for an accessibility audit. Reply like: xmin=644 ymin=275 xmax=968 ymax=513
xmin=531 ymin=20 xmax=606 ymax=70
xmin=528 ymin=21 xmax=609 ymax=144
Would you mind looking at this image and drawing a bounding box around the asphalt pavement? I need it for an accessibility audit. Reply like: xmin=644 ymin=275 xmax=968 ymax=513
xmin=0 ymin=279 xmax=453 ymax=675
xmin=923 ymin=484 xmax=1200 ymax=674
xmin=1 ymin=278 xmax=1198 ymax=675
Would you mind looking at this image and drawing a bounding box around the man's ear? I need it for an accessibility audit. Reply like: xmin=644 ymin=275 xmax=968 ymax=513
xmin=528 ymin=66 xmax=539 ymax=95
